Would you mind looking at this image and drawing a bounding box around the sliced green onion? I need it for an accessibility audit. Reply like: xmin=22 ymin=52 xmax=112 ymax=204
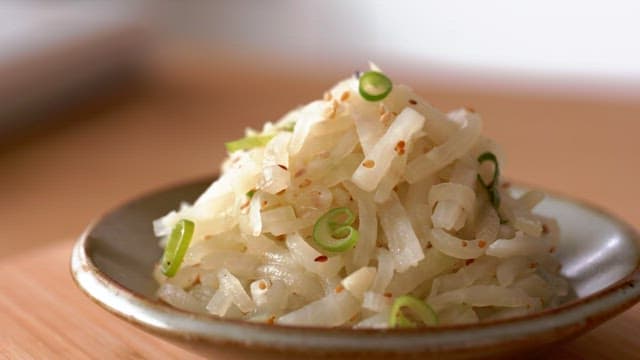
xmin=487 ymin=185 xmax=501 ymax=211
xmin=477 ymin=152 xmax=500 ymax=188
xmin=225 ymin=134 xmax=274 ymax=152
xmin=281 ymin=122 xmax=296 ymax=132
xmin=358 ymin=71 xmax=393 ymax=101
xmin=161 ymin=219 xmax=195 ymax=277
xmin=312 ymin=207 xmax=359 ymax=252
xmin=477 ymin=151 xmax=501 ymax=209
xmin=389 ymin=295 xmax=438 ymax=328
xmin=246 ymin=189 xmax=256 ymax=198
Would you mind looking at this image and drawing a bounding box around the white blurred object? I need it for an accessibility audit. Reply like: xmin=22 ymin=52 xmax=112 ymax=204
xmin=368 ymin=0 xmax=640 ymax=80
xmin=168 ymin=1 xmax=640 ymax=100
xmin=0 ymin=1 xmax=150 ymax=131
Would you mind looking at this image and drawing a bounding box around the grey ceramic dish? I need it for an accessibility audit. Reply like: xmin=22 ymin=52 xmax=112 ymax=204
xmin=71 ymin=177 xmax=640 ymax=359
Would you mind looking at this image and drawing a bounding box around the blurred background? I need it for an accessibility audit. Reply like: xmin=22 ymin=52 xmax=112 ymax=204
xmin=1 ymin=0 xmax=639 ymax=258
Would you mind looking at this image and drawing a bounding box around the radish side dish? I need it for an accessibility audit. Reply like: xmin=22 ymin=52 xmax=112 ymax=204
xmin=153 ymin=65 xmax=568 ymax=328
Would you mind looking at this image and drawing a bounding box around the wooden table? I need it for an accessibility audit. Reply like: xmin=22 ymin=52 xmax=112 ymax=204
xmin=1 ymin=51 xmax=639 ymax=358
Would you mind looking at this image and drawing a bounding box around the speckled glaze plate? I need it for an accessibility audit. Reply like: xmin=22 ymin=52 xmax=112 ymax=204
xmin=70 ymin=177 xmax=640 ymax=359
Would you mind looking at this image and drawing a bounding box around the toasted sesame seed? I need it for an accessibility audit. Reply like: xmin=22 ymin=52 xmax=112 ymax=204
xmin=378 ymin=103 xmax=386 ymax=115
xmin=324 ymin=107 xmax=334 ymax=119
xmin=501 ymin=181 xmax=511 ymax=189
xmin=335 ymin=284 xmax=344 ymax=293
xmin=465 ymin=106 xmax=476 ymax=113
xmin=478 ymin=240 xmax=487 ymax=248
xmin=323 ymin=99 xmax=339 ymax=119
xmin=277 ymin=164 xmax=288 ymax=171
xmin=379 ymin=112 xmax=392 ymax=126
xmin=314 ymin=255 xmax=328 ymax=262
xmin=394 ymin=140 xmax=406 ymax=155
xmin=362 ymin=160 xmax=375 ymax=168
xmin=340 ymin=91 xmax=350 ymax=101
xmin=299 ymin=178 xmax=312 ymax=188
xmin=461 ymin=241 xmax=468 ymax=247
xmin=258 ymin=281 xmax=267 ymax=290
xmin=529 ymin=262 xmax=538 ymax=269
xmin=323 ymin=92 xmax=332 ymax=101
xmin=294 ymin=168 xmax=306 ymax=178
xmin=267 ymin=316 xmax=276 ymax=325
xmin=408 ymin=99 xmax=417 ymax=105
xmin=383 ymin=292 xmax=393 ymax=298
xmin=465 ymin=259 xmax=475 ymax=266
xmin=542 ymin=224 xmax=549 ymax=234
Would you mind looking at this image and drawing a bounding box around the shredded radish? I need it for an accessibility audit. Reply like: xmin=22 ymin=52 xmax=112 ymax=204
xmin=352 ymin=107 xmax=425 ymax=192
xmin=154 ymin=67 xmax=568 ymax=327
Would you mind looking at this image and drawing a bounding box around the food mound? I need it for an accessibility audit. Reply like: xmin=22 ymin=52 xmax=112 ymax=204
xmin=153 ymin=66 xmax=568 ymax=328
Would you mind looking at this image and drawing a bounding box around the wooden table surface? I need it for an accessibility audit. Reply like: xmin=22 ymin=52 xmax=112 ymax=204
xmin=1 ymin=51 xmax=639 ymax=359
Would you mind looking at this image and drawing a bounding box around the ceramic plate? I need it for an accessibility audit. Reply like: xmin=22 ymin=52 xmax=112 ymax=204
xmin=71 ymin=177 xmax=640 ymax=359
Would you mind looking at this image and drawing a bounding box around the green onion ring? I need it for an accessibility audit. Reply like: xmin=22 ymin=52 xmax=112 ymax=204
xmin=161 ymin=219 xmax=195 ymax=277
xmin=281 ymin=122 xmax=296 ymax=132
xmin=477 ymin=152 xmax=500 ymax=188
xmin=313 ymin=207 xmax=359 ymax=253
xmin=477 ymin=151 xmax=501 ymax=209
xmin=487 ymin=185 xmax=501 ymax=211
xmin=225 ymin=134 xmax=275 ymax=152
xmin=358 ymin=71 xmax=393 ymax=102
xmin=389 ymin=295 xmax=438 ymax=328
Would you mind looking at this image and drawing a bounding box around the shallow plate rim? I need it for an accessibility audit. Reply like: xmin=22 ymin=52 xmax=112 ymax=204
xmin=70 ymin=176 xmax=640 ymax=353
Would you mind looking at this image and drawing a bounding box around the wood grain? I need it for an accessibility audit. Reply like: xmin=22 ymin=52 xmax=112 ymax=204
xmin=0 ymin=242 xmax=200 ymax=360
xmin=0 ymin=50 xmax=639 ymax=358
